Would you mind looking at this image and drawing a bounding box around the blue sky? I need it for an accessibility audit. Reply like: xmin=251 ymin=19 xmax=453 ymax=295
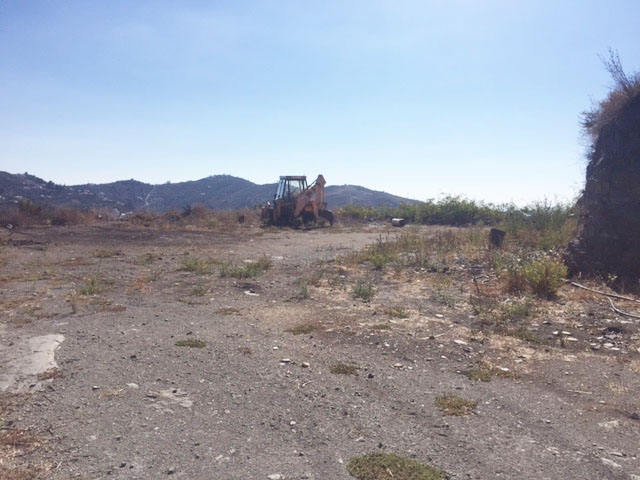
xmin=1 ymin=1 xmax=639 ymax=205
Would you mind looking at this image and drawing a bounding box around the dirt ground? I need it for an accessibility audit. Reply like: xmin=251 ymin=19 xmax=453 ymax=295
xmin=1 ymin=222 xmax=640 ymax=479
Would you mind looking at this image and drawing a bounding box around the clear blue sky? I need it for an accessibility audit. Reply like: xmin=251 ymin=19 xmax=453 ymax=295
xmin=2 ymin=1 xmax=639 ymax=205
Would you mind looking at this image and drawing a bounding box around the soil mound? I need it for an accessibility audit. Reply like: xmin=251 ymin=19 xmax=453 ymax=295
xmin=568 ymin=82 xmax=640 ymax=287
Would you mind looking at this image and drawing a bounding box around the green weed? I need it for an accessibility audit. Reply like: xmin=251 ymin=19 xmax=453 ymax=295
xmin=522 ymin=256 xmax=567 ymax=299
xmin=353 ymin=279 xmax=375 ymax=301
xmin=219 ymin=255 xmax=271 ymax=279
xmin=179 ymin=256 xmax=218 ymax=274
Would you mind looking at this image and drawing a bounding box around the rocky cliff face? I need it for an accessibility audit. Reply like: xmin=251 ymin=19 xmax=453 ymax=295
xmin=567 ymin=92 xmax=640 ymax=286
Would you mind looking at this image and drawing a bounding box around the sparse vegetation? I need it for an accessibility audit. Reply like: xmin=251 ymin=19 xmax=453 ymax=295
xmin=521 ymin=256 xmax=568 ymax=300
xmin=175 ymin=338 xmax=207 ymax=348
xmin=219 ymin=255 xmax=271 ymax=279
xmin=582 ymin=49 xmax=640 ymax=142
xmin=435 ymin=394 xmax=477 ymax=416
xmin=353 ymin=279 xmax=375 ymax=301
xmin=330 ymin=363 xmax=359 ymax=375
xmin=286 ymin=324 xmax=318 ymax=335
xmin=369 ymin=323 xmax=392 ymax=330
xmin=179 ymin=255 xmax=218 ymax=274
xmin=383 ymin=306 xmax=409 ymax=319
xmin=347 ymin=452 xmax=446 ymax=480
xmin=79 ymin=276 xmax=100 ymax=296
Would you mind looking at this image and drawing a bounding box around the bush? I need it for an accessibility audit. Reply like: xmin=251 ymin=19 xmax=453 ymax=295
xmin=522 ymin=256 xmax=567 ymax=300
xmin=582 ymin=49 xmax=640 ymax=141
xmin=353 ymin=279 xmax=374 ymax=301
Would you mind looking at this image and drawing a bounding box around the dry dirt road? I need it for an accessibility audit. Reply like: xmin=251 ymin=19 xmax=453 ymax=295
xmin=1 ymin=223 xmax=640 ymax=479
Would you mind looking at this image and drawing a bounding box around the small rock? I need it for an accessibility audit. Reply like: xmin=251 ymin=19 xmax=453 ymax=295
xmin=393 ymin=363 xmax=403 ymax=369
xmin=454 ymin=339 xmax=468 ymax=346
xmin=92 ymin=386 xmax=100 ymax=391
xmin=601 ymin=457 xmax=622 ymax=470
xmin=167 ymin=467 xmax=176 ymax=475
xmin=280 ymin=358 xmax=291 ymax=364
xmin=267 ymin=474 xmax=283 ymax=480
xmin=126 ymin=383 xmax=139 ymax=389
xmin=435 ymin=314 xmax=444 ymax=319
xmin=610 ymin=451 xmax=625 ymax=457
xmin=301 ymin=362 xmax=310 ymax=368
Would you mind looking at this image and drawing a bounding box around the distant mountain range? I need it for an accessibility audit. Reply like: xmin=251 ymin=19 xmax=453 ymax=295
xmin=0 ymin=172 xmax=415 ymax=213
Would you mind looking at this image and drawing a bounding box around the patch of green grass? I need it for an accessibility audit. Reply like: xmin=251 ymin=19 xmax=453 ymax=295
xmin=353 ymin=279 xmax=375 ymax=301
xmin=293 ymin=280 xmax=310 ymax=300
xmin=79 ymin=276 xmax=100 ymax=296
xmin=179 ymin=256 xmax=218 ymax=274
xmin=465 ymin=366 xmax=493 ymax=382
xmin=219 ymin=255 xmax=272 ymax=279
xmin=330 ymin=363 xmax=359 ymax=375
xmin=499 ymin=296 xmax=534 ymax=321
xmin=175 ymin=338 xmax=207 ymax=348
xmin=347 ymin=452 xmax=447 ymax=480
xmin=286 ymin=324 xmax=318 ymax=335
xmin=521 ymin=256 xmax=567 ymax=300
xmin=435 ymin=394 xmax=476 ymax=416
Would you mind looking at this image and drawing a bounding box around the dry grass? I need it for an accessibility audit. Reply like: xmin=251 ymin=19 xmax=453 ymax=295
xmin=435 ymin=394 xmax=477 ymax=416
xmin=329 ymin=363 xmax=359 ymax=375
xmin=348 ymin=452 xmax=446 ymax=480
xmin=175 ymin=338 xmax=207 ymax=348
xmin=286 ymin=324 xmax=318 ymax=335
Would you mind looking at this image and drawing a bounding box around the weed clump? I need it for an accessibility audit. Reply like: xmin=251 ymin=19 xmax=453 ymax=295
xmin=435 ymin=394 xmax=476 ymax=416
xmin=219 ymin=255 xmax=271 ymax=279
xmin=175 ymin=338 xmax=207 ymax=348
xmin=347 ymin=452 xmax=446 ymax=480
xmin=286 ymin=324 xmax=318 ymax=335
xmin=521 ymin=257 xmax=567 ymax=300
xmin=330 ymin=363 xmax=359 ymax=375
xmin=353 ymin=279 xmax=375 ymax=301
xmin=179 ymin=256 xmax=218 ymax=274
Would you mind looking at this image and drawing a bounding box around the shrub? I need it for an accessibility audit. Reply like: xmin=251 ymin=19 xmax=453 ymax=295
xmin=582 ymin=49 xmax=640 ymax=141
xmin=522 ymin=256 xmax=567 ymax=299
xmin=353 ymin=279 xmax=374 ymax=301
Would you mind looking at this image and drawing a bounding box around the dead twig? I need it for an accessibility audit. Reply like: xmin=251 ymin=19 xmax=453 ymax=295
xmin=570 ymin=281 xmax=640 ymax=303
xmin=607 ymin=297 xmax=640 ymax=320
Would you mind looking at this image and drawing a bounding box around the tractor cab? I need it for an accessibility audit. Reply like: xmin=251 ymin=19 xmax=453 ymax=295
xmin=275 ymin=176 xmax=307 ymax=202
